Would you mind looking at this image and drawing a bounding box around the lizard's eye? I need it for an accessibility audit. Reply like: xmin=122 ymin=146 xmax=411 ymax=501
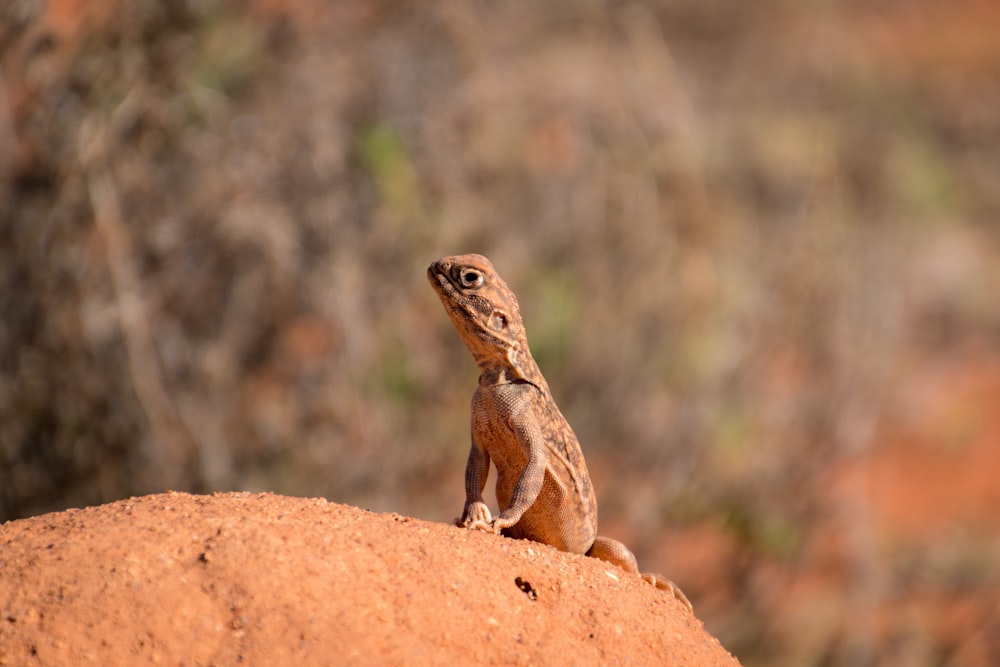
xmin=457 ymin=268 xmax=484 ymax=288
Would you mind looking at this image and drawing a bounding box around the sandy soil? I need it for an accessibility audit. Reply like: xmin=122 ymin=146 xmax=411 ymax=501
xmin=0 ymin=492 xmax=738 ymax=665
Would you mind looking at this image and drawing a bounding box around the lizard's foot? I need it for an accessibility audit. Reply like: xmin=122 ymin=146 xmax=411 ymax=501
xmin=459 ymin=514 xmax=518 ymax=536
xmin=488 ymin=515 xmax=519 ymax=535
xmin=642 ymin=573 xmax=693 ymax=613
xmin=459 ymin=501 xmax=495 ymax=532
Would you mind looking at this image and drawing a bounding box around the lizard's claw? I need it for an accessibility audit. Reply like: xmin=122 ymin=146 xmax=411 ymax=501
xmin=459 ymin=501 xmax=494 ymax=532
xmin=489 ymin=515 xmax=518 ymax=535
xmin=466 ymin=519 xmax=494 ymax=532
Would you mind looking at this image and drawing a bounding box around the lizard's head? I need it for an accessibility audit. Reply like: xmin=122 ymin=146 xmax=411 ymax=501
xmin=427 ymin=254 xmax=533 ymax=380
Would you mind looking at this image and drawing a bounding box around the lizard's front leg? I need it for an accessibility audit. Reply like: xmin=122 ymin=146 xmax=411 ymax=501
xmin=487 ymin=415 xmax=547 ymax=533
xmin=459 ymin=435 xmax=494 ymax=532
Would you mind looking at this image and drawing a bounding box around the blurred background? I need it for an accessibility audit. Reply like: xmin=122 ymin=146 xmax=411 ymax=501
xmin=2 ymin=1 xmax=998 ymax=664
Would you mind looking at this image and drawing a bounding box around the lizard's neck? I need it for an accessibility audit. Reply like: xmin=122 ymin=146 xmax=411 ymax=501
xmin=476 ymin=342 xmax=549 ymax=391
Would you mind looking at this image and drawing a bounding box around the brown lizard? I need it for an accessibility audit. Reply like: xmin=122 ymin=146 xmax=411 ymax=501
xmin=428 ymin=253 xmax=692 ymax=611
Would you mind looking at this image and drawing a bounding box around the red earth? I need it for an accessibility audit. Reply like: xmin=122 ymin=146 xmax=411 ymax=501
xmin=0 ymin=492 xmax=739 ymax=666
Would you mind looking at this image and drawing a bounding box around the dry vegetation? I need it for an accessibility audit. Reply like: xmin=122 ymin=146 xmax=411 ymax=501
xmin=2 ymin=1 xmax=999 ymax=665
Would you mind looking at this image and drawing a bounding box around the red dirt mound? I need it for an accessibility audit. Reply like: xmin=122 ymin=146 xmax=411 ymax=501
xmin=0 ymin=492 xmax=738 ymax=665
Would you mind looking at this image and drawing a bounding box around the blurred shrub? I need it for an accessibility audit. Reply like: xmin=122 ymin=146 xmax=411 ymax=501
xmin=2 ymin=1 xmax=999 ymax=665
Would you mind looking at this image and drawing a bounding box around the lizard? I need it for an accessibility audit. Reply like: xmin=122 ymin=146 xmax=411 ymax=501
xmin=428 ymin=253 xmax=692 ymax=611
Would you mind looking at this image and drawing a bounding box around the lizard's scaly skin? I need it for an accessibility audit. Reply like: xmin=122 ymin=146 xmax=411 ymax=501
xmin=428 ymin=254 xmax=691 ymax=611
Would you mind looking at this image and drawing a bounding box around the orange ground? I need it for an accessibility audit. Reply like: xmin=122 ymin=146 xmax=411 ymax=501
xmin=0 ymin=492 xmax=738 ymax=666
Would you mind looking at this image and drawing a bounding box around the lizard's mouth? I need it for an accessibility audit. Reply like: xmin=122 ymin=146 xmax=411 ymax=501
xmin=427 ymin=264 xmax=476 ymax=322
xmin=427 ymin=263 xmax=456 ymax=297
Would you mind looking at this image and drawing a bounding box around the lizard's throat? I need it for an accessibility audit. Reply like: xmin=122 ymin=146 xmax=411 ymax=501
xmin=469 ymin=339 xmax=537 ymax=385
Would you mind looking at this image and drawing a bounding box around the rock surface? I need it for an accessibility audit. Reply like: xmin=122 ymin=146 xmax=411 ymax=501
xmin=0 ymin=492 xmax=738 ymax=665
